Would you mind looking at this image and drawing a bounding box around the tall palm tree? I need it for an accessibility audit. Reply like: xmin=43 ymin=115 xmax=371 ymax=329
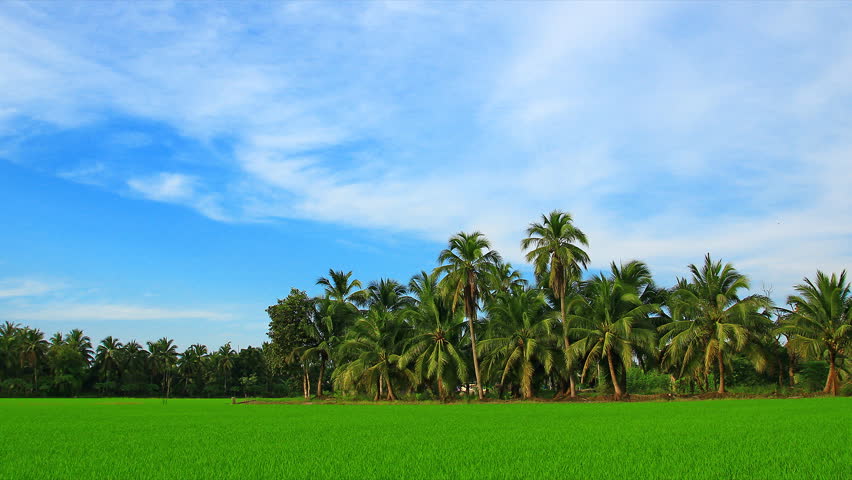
xmin=0 ymin=322 xmax=21 ymax=377
xmin=147 ymin=338 xmax=178 ymax=396
xmin=215 ymin=343 xmax=236 ymax=393
xmin=435 ymin=231 xmax=501 ymax=400
xmin=566 ymin=263 xmax=658 ymax=400
xmin=399 ymin=282 xmax=468 ymax=401
xmin=302 ymin=297 xmax=353 ymax=397
xmin=95 ymin=336 xmax=123 ymax=383
xmin=482 ymin=261 xmax=528 ymax=302
xmin=334 ymin=309 xmax=413 ymax=400
xmin=480 ymin=289 xmax=558 ymax=399
xmin=367 ymin=278 xmax=415 ymax=312
xmin=660 ymin=254 xmax=772 ymax=393
xmin=317 ymin=269 xmax=368 ymax=306
xmin=19 ymin=327 xmax=48 ymax=391
xmin=178 ymin=344 xmax=208 ymax=395
xmin=521 ymin=210 xmax=589 ymax=397
xmin=777 ymin=271 xmax=851 ymax=395
xmin=66 ymin=329 xmax=94 ymax=367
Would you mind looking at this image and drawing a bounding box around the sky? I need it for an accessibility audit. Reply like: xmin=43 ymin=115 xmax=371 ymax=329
xmin=1 ymin=1 xmax=850 ymax=350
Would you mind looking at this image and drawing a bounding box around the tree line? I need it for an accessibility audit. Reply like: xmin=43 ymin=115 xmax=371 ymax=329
xmin=1 ymin=211 xmax=849 ymax=399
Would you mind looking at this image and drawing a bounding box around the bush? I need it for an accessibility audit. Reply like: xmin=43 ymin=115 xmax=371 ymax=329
xmin=626 ymin=368 xmax=672 ymax=394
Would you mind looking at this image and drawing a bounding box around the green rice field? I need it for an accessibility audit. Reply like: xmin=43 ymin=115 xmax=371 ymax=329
xmin=1 ymin=397 xmax=849 ymax=479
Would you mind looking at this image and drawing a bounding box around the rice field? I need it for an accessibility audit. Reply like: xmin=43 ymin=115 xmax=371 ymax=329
xmin=0 ymin=397 xmax=849 ymax=479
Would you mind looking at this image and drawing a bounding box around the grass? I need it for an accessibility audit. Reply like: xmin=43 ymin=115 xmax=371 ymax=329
xmin=0 ymin=397 xmax=849 ymax=479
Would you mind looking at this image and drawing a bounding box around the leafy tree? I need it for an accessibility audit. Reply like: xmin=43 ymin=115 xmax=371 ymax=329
xmin=435 ymin=231 xmax=501 ymax=400
xmin=660 ymin=254 xmax=772 ymax=393
xmin=521 ymin=210 xmax=589 ymax=397
xmin=777 ymin=271 xmax=851 ymax=395
xmin=267 ymin=288 xmax=316 ymax=399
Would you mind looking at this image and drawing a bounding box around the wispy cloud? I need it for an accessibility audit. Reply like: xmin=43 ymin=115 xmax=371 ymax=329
xmin=0 ymin=279 xmax=62 ymax=298
xmin=1 ymin=303 xmax=234 ymax=322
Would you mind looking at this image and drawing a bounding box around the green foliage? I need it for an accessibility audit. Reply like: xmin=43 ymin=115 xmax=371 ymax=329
xmin=626 ymin=368 xmax=672 ymax=394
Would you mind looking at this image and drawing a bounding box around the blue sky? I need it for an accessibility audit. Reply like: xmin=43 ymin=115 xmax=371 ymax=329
xmin=1 ymin=1 xmax=850 ymax=350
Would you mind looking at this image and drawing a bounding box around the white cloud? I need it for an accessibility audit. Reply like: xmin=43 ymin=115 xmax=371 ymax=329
xmin=0 ymin=279 xmax=62 ymax=298
xmin=127 ymin=172 xmax=196 ymax=201
xmin=1 ymin=303 xmax=233 ymax=322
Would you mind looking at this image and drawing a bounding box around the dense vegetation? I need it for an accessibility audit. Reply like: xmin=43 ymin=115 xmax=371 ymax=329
xmin=1 ymin=211 xmax=849 ymax=399
xmin=1 ymin=398 xmax=849 ymax=479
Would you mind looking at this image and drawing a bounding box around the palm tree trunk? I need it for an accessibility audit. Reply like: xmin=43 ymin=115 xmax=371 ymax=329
xmin=316 ymin=357 xmax=325 ymax=398
xmin=437 ymin=380 xmax=445 ymax=402
xmin=560 ymin=295 xmax=577 ymax=398
xmin=717 ymin=352 xmax=726 ymax=394
xmin=386 ymin=375 xmax=396 ymax=401
xmin=468 ymin=311 xmax=484 ymax=400
xmin=606 ymin=350 xmax=623 ymax=400
xmin=824 ymin=352 xmax=838 ymax=396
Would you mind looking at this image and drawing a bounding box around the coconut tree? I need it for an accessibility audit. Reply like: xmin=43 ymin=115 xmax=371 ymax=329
xmin=521 ymin=210 xmax=589 ymax=397
xmin=178 ymin=344 xmax=208 ymax=395
xmin=566 ymin=264 xmax=659 ymax=400
xmin=435 ymin=231 xmax=501 ymax=400
xmin=147 ymin=338 xmax=178 ymax=396
xmin=399 ymin=281 xmax=468 ymax=401
xmin=66 ymin=329 xmax=94 ymax=367
xmin=777 ymin=271 xmax=851 ymax=395
xmin=0 ymin=322 xmax=21 ymax=378
xmin=215 ymin=343 xmax=236 ymax=393
xmin=480 ymin=288 xmax=558 ymax=399
xmin=334 ymin=309 xmax=413 ymax=400
xmin=367 ymin=278 xmax=415 ymax=312
xmin=95 ymin=336 xmax=124 ymax=384
xmin=317 ymin=269 xmax=368 ymax=306
xmin=19 ymin=327 xmax=48 ymax=391
xmin=660 ymin=254 xmax=772 ymax=393
xmin=482 ymin=261 xmax=528 ymax=302
xmin=302 ymin=297 xmax=354 ymax=397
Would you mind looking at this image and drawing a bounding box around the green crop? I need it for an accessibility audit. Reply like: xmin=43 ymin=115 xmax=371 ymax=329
xmin=1 ymin=398 xmax=849 ymax=479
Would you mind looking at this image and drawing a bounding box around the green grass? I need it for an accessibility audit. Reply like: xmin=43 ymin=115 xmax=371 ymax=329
xmin=1 ymin=398 xmax=849 ymax=479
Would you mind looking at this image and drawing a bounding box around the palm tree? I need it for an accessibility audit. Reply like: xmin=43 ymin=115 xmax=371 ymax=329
xmin=19 ymin=327 xmax=48 ymax=391
xmin=480 ymin=289 xmax=558 ymax=399
xmin=147 ymin=338 xmax=178 ymax=396
xmin=178 ymin=344 xmax=208 ymax=395
xmin=302 ymin=297 xmax=352 ymax=397
xmin=777 ymin=271 xmax=851 ymax=395
xmin=366 ymin=278 xmax=415 ymax=312
xmin=566 ymin=263 xmax=658 ymax=400
xmin=521 ymin=210 xmax=589 ymax=397
xmin=0 ymin=322 xmax=21 ymax=377
xmin=317 ymin=269 xmax=368 ymax=305
xmin=399 ymin=280 xmax=468 ymax=401
xmin=66 ymin=329 xmax=94 ymax=366
xmin=334 ymin=309 xmax=413 ymax=400
xmin=95 ymin=336 xmax=123 ymax=384
xmin=215 ymin=343 xmax=236 ymax=393
xmin=660 ymin=254 xmax=772 ymax=393
xmin=435 ymin=231 xmax=501 ymax=400
xmin=482 ymin=261 xmax=528 ymax=302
